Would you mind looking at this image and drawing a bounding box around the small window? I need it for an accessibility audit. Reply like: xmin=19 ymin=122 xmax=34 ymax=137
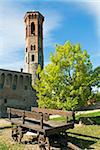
xmin=31 ymin=45 xmax=33 ymax=50
xmin=26 ymin=27 xmax=27 ymax=37
xmin=24 ymin=86 xmax=27 ymax=90
xmin=31 ymin=22 xmax=35 ymax=34
xmin=26 ymin=48 xmax=27 ymax=52
xmin=34 ymin=45 xmax=36 ymax=50
xmin=32 ymin=55 xmax=34 ymax=61
xmin=4 ymin=99 xmax=7 ymax=103
xmin=31 ymin=45 xmax=36 ymax=50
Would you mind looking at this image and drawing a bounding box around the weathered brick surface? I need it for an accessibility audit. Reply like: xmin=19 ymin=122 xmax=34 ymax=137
xmin=0 ymin=69 xmax=37 ymax=117
xmin=24 ymin=11 xmax=44 ymax=84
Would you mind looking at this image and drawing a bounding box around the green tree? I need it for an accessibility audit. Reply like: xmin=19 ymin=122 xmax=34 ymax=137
xmin=92 ymin=66 xmax=100 ymax=88
xmin=34 ymin=41 xmax=96 ymax=110
xmin=92 ymin=66 xmax=100 ymax=101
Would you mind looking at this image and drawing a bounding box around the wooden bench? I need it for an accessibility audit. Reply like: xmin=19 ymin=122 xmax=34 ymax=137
xmin=32 ymin=107 xmax=75 ymax=123
xmin=7 ymin=107 xmax=76 ymax=150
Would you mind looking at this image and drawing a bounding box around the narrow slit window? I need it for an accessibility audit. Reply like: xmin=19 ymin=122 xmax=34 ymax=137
xmin=26 ymin=27 xmax=27 ymax=37
xmin=31 ymin=45 xmax=33 ymax=50
xmin=4 ymin=99 xmax=7 ymax=103
xmin=34 ymin=45 xmax=36 ymax=50
xmin=31 ymin=22 xmax=35 ymax=34
xmin=31 ymin=45 xmax=36 ymax=50
xmin=32 ymin=55 xmax=34 ymax=61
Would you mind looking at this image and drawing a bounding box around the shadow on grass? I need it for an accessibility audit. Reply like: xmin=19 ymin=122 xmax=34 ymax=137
xmin=0 ymin=126 xmax=11 ymax=130
xmin=79 ymin=116 xmax=100 ymax=125
xmin=68 ymin=135 xmax=95 ymax=149
xmin=67 ymin=132 xmax=100 ymax=140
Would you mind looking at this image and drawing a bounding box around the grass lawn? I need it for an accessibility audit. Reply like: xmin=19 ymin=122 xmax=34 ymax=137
xmin=68 ymin=125 xmax=100 ymax=150
xmin=76 ymin=110 xmax=100 ymax=118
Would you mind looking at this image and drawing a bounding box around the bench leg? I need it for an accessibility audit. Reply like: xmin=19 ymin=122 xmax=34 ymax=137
xmin=46 ymin=137 xmax=50 ymax=150
xmin=17 ymin=126 xmax=23 ymax=143
xmin=11 ymin=123 xmax=18 ymax=141
xmin=38 ymin=134 xmax=50 ymax=150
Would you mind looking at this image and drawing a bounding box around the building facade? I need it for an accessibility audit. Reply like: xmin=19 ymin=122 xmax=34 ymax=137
xmin=0 ymin=69 xmax=37 ymax=117
xmin=24 ymin=11 xmax=44 ymax=84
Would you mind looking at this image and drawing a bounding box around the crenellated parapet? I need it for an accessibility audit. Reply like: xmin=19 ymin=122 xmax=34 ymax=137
xmin=0 ymin=69 xmax=31 ymax=90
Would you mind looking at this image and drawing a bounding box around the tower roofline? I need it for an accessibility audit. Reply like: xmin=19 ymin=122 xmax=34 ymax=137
xmin=24 ymin=11 xmax=44 ymax=20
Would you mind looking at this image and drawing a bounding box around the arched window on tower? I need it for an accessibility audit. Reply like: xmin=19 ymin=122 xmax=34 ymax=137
xmin=31 ymin=45 xmax=36 ymax=51
xmin=31 ymin=55 xmax=34 ymax=62
xmin=31 ymin=22 xmax=35 ymax=34
xmin=34 ymin=45 xmax=36 ymax=50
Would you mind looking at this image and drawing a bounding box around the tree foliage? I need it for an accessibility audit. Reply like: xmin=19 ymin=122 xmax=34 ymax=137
xmin=34 ymin=41 xmax=99 ymax=110
xmin=91 ymin=66 xmax=100 ymax=88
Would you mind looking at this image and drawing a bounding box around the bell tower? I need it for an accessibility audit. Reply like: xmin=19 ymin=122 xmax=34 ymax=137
xmin=24 ymin=11 xmax=44 ymax=84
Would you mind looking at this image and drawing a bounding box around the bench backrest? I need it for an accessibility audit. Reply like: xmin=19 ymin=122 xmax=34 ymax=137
xmin=32 ymin=107 xmax=75 ymax=123
xmin=7 ymin=108 xmax=49 ymax=121
xmin=32 ymin=107 xmax=74 ymax=117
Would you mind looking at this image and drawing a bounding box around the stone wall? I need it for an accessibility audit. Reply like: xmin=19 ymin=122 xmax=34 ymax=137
xmin=0 ymin=69 xmax=37 ymax=117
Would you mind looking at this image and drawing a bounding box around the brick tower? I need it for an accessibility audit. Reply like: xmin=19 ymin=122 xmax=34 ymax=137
xmin=24 ymin=11 xmax=44 ymax=84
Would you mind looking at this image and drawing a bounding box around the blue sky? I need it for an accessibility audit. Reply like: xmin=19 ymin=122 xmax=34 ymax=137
xmin=0 ymin=0 xmax=100 ymax=71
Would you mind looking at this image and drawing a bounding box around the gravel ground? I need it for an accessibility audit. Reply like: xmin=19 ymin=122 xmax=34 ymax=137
xmin=0 ymin=119 xmax=11 ymax=126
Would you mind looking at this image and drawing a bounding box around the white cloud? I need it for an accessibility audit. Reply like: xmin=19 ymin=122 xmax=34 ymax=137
xmin=0 ymin=60 xmax=24 ymax=71
xmin=43 ymin=11 xmax=63 ymax=47
xmin=0 ymin=1 xmax=63 ymax=71
xmin=79 ymin=0 xmax=100 ymax=37
xmin=48 ymin=0 xmax=100 ymax=37
xmin=0 ymin=1 xmax=25 ymax=71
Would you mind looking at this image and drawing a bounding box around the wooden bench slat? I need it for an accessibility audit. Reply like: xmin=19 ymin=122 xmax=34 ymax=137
xmin=32 ymin=107 xmax=73 ymax=117
xmin=7 ymin=108 xmax=49 ymax=121
xmin=7 ymin=108 xmax=23 ymax=116
xmin=45 ymin=122 xmax=74 ymax=136
xmin=10 ymin=119 xmax=45 ymax=133
xmin=25 ymin=111 xmax=41 ymax=120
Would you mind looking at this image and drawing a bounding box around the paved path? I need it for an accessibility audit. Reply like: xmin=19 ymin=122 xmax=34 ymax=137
xmin=0 ymin=118 xmax=11 ymax=127
xmin=76 ymin=109 xmax=100 ymax=115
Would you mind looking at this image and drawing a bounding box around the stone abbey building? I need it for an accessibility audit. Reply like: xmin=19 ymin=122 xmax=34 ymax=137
xmin=0 ymin=11 xmax=44 ymax=117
